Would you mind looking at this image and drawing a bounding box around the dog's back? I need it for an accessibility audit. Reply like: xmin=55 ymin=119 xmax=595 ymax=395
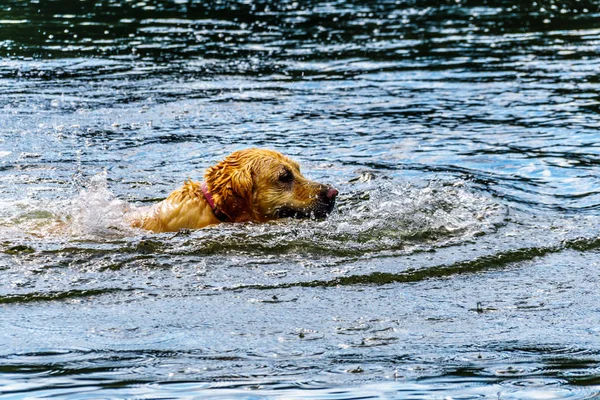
xmin=128 ymin=180 xmax=219 ymax=232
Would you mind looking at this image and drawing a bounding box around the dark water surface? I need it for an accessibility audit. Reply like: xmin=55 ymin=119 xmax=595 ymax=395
xmin=2 ymin=0 xmax=600 ymax=398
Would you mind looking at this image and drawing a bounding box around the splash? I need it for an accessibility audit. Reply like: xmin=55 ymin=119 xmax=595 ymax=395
xmin=0 ymin=172 xmax=506 ymax=256
xmin=334 ymin=178 xmax=504 ymax=244
xmin=0 ymin=172 xmax=135 ymax=239
xmin=62 ymin=171 xmax=135 ymax=238
xmin=168 ymin=175 xmax=507 ymax=259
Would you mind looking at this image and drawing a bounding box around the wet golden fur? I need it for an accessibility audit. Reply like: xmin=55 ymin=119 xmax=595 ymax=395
xmin=128 ymin=149 xmax=337 ymax=232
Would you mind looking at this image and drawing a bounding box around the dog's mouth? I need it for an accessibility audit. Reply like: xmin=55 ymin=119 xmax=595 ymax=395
xmin=276 ymin=199 xmax=336 ymax=220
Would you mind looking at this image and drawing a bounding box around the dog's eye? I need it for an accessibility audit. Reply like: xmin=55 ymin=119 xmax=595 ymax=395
xmin=279 ymin=170 xmax=293 ymax=183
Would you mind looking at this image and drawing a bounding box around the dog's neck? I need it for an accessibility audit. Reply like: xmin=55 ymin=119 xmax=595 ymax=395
xmin=201 ymin=182 xmax=230 ymax=222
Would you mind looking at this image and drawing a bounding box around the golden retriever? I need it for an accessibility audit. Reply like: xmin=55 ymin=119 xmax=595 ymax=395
xmin=128 ymin=148 xmax=338 ymax=232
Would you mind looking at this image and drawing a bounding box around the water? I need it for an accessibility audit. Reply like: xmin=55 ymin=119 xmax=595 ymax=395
xmin=2 ymin=0 xmax=600 ymax=398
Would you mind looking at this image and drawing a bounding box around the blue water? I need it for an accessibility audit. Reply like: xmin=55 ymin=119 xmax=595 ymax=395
xmin=2 ymin=0 xmax=600 ymax=398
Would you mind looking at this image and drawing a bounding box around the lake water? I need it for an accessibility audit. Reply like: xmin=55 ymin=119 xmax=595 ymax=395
xmin=2 ymin=0 xmax=600 ymax=398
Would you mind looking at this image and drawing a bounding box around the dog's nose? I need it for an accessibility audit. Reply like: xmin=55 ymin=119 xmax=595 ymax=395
xmin=326 ymin=187 xmax=338 ymax=199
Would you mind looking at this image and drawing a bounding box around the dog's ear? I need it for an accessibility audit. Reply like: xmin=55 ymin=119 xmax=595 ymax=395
xmin=204 ymin=152 xmax=253 ymax=222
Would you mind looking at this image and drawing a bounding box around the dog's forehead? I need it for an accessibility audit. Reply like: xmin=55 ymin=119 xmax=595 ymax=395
xmin=255 ymin=153 xmax=300 ymax=171
xmin=276 ymin=153 xmax=300 ymax=171
xmin=281 ymin=158 xmax=301 ymax=173
xmin=286 ymin=158 xmax=301 ymax=171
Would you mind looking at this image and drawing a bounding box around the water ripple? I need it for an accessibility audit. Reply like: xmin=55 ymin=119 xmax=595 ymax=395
xmin=3 ymin=0 xmax=600 ymax=397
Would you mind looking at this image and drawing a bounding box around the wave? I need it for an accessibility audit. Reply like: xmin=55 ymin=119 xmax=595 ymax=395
xmin=0 ymin=172 xmax=506 ymax=258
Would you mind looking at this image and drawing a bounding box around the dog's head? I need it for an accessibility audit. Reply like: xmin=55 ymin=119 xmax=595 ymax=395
xmin=204 ymin=149 xmax=338 ymax=223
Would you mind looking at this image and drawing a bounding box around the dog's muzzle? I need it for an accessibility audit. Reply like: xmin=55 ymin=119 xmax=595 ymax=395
xmin=277 ymin=185 xmax=338 ymax=219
